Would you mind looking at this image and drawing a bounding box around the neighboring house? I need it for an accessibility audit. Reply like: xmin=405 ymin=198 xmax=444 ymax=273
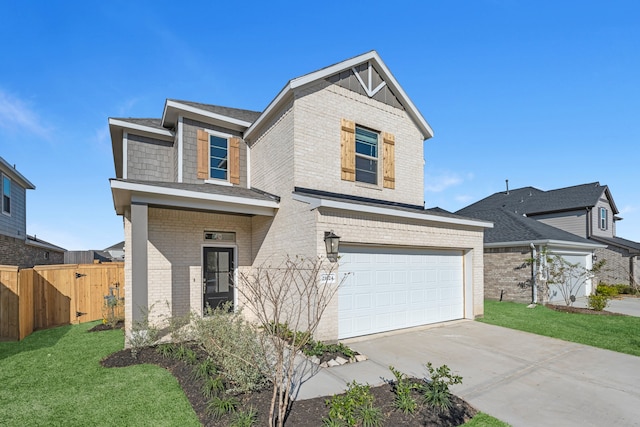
xmin=458 ymin=182 xmax=640 ymax=304
xmin=0 ymin=156 xmax=65 ymax=267
xmin=64 ymin=241 xmax=125 ymax=264
xmin=108 ymin=51 xmax=491 ymax=341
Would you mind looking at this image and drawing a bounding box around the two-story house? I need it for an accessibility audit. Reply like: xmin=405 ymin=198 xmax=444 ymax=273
xmin=458 ymin=182 xmax=640 ymax=304
xmin=109 ymin=51 xmax=491 ymax=341
xmin=0 ymin=156 xmax=65 ymax=267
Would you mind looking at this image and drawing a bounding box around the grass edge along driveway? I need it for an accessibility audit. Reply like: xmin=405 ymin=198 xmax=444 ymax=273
xmin=479 ymin=300 xmax=640 ymax=357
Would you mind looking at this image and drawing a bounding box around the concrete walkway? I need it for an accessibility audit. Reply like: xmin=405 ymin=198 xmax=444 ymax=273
xmin=293 ymin=321 xmax=640 ymax=427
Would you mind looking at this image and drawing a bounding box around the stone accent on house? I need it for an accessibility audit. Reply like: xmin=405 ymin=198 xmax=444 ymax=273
xmin=0 ymin=234 xmax=64 ymax=267
xmin=484 ymin=246 xmax=534 ymax=303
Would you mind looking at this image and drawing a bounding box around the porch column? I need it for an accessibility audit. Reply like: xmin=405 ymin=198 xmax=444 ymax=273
xmin=130 ymin=201 xmax=148 ymax=324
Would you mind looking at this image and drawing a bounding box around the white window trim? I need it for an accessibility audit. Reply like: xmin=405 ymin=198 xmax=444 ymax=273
xmin=2 ymin=174 xmax=10 ymax=216
xmin=354 ymin=125 xmax=382 ymax=188
xmin=205 ymin=129 xmax=233 ymax=185
xmin=177 ymin=116 xmax=184 ymax=183
xmin=600 ymin=207 xmax=607 ymax=230
xmin=122 ymin=132 xmax=128 ymax=180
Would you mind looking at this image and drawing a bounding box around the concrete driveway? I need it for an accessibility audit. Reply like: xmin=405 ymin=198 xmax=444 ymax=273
xmin=335 ymin=321 xmax=640 ymax=427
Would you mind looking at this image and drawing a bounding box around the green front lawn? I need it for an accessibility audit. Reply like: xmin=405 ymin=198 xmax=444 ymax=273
xmin=0 ymin=322 xmax=199 ymax=427
xmin=479 ymin=300 xmax=640 ymax=356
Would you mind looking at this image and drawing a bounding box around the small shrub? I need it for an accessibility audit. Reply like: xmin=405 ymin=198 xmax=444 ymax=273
xmin=192 ymin=302 xmax=268 ymax=394
xmin=156 ymin=343 xmax=176 ymax=359
xmin=596 ymin=284 xmax=618 ymax=297
xmin=230 ymin=407 xmax=258 ymax=427
xmin=127 ymin=305 xmax=160 ymax=358
xmin=359 ymin=404 xmax=383 ymax=427
xmin=615 ymin=284 xmax=639 ymax=295
xmin=389 ymin=366 xmax=418 ymax=414
xmin=192 ymin=357 xmax=217 ymax=381
xmin=587 ymin=294 xmax=609 ymax=311
xmin=206 ymin=395 xmax=238 ymax=419
xmin=421 ymin=362 xmax=463 ymax=413
xmin=324 ymin=381 xmax=378 ymax=427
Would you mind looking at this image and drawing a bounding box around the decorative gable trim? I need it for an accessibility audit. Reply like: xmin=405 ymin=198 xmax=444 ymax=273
xmin=352 ymin=61 xmax=387 ymax=97
xmin=244 ymin=51 xmax=434 ymax=142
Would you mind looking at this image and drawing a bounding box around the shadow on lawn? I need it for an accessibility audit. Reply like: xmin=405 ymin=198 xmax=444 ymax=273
xmin=0 ymin=324 xmax=72 ymax=361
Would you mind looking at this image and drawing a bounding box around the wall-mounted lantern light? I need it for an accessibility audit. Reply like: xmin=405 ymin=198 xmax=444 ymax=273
xmin=592 ymin=254 xmax=598 ymax=262
xmin=324 ymin=231 xmax=340 ymax=262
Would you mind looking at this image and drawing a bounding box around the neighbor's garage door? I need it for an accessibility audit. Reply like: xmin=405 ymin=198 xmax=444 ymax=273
xmin=338 ymin=246 xmax=464 ymax=339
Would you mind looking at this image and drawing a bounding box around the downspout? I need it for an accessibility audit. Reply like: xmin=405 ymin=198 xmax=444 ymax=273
xmin=530 ymin=243 xmax=538 ymax=305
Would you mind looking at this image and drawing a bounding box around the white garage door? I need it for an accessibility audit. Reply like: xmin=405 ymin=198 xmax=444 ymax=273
xmin=547 ymin=253 xmax=590 ymax=303
xmin=338 ymin=246 xmax=464 ymax=339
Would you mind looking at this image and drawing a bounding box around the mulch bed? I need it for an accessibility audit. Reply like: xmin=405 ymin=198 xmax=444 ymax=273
xmin=100 ymin=341 xmax=477 ymax=426
xmin=546 ymin=304 xmax=626 ymax=316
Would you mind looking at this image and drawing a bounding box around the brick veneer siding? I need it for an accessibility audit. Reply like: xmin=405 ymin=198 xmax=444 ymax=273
xmin=293 ymin=80 xmax=425 ymax=207
xmin=593 ymin=246 xmax=637 ymax=286
xmin=0 ymin=234 xmax=64 ymax=267
xmin=484 ymin=246 xmax=534 ymax=303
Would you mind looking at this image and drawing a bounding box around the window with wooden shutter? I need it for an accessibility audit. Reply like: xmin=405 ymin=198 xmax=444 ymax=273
xmin=196 ymin=129 xmax=209 ymax=180
xmin=382 ymin=132 xmax=395 ymax=189
xmin=229 ymin=137 xmax=240 ymax=185
xmin=341 ymin=119 xmax=356 ymax=181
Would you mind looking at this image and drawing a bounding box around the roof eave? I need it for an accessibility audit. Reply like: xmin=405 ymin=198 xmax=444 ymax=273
xmin=109 ymin=179 xmax=279 ymax=217
xmin=0 ymin=156 xmax=36 ymax=189
xmin=293 ymin=193 xmax=492 ymax=229
xmin=485 ymin=239 xmax=606 ymax=250
xmin=244 ymin=51 xmax=434 ymax=142
xmin=162 ymin=100 xmax=253 ymax=131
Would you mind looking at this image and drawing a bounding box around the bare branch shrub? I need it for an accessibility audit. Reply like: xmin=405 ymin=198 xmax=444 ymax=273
xmin=238 ymin=256 xmax=345 ymax=427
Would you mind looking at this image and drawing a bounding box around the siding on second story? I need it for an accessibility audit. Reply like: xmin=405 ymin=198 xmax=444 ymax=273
xmin=0 ymin=158 xmax=34 ymax=239
xmin=126 ymin=133 xmax=175 ymax=182
xmin=591 ymin=196 xmax=615 ymax=239
xmin=531 ymin=210 xmax=588 ymax=238
xmin=292 ymin=78 xmax=425 ymax=207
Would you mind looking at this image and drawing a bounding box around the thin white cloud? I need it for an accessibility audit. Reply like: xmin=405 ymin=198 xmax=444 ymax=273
xmin=425 ymin=172 xmax=463 ymax=192
xmin=620 ymin=205 xmax=638 ymax=215
xmin=117 ymin=98 xmax=139 ymax=116
xmin=454 ymin=194 xmax=475 ymax=204
xmin=0 ymin=89 xmax=51 ymax=137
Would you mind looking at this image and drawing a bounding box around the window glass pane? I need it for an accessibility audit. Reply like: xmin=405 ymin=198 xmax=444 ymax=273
xmin=355 ymin=127 xmax=378 ymax=157
xmin=2 ymin=176 xmax=9 ymax=214
xmin=209 ymin=135 xmax=228 ymax=180
xmin=355 ymin=157 xmax=377 ymax=184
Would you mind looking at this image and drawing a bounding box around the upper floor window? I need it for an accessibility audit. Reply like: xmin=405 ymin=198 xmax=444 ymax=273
xmin=355 ymin=126 xmax=379 ymax=185
xmin=196 ymin=129 xmax=240 ymax=185
xmin=209 ymin=135 xmax=229 ymax=181
xmin=599 ymin=207 xmax=608 ymax=230
xmin=2 ymin=175 xmax=10 ymax=215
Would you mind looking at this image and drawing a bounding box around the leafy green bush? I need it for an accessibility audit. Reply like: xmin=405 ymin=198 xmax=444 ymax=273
xmin=421 ymin=362 xmax=462 ymax=413
xmin=389 ymin=366 xmax=418 ymax=414
xmin=324 ymin=381 xmax=381 ymax=426
xmin=206 ymin=395 xmax=238 ymax=419
xmin=596 ymin=284 xmax=618 ymax=297
xmin=230 ymin=407 xmax=258 ymax=427
xmin=615 ymin=284 xmax=639 ymax=295
xmin=192 ymin=302 xmax=268 ymax=394
xmin=587 ymin=294 xmax=609 ymax=311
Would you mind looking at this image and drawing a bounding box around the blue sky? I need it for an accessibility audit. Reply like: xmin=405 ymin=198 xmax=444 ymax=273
xmin=1 ymin=1 xmax=639 ymax=250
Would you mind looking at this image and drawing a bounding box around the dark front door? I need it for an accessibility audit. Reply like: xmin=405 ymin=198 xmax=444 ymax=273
xmin=203 ymin=247 xmax=234 ymax=311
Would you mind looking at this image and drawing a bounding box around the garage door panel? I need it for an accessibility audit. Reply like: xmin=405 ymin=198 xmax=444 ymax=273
xmin=339 ymin=246 xmax=464 ymax=339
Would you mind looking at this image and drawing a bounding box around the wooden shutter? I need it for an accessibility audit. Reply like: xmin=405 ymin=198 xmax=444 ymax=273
xmin=197 ymin=129 xmax=209 ymax=180
xmin=229 ymin=137 xmax=240 ymax=185
xmin=383 ymin=131 xmax=395 ymax=189
xmin=341 ymin=118 xmax=356 ymax=181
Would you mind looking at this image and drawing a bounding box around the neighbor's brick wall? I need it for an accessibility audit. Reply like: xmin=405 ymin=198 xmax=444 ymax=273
xmin=293 ymin=80 xmax=425 ymax=207
xmin=484 ymin=246 xmax=533 ymax=303
xmin=594 ymin=246 xmax=634 ymax=285
xmin=0 ymin=234 xmax=63 ymax=268
xmin=315 ymin=209 xmax=486 ymax=341
xmin=126 ymin=133 xmax=174 ymax=182
xmin=181 ymin=118 xmax=247 ymax=187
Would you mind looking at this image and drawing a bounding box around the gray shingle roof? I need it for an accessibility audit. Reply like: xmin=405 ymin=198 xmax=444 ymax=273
xmin=111 ymin=118 xmax=166 ymax=130
xmin=168 ymin=100 xmax=262 ymax=123
xmin=457 ymin=182 xmax=609 ymax=217
xmin=115 ymin=179 xmax=280 ymax=202
xmin=591 ymin=236 xmax=640 ymax=254
xmin=461 ymin=208 xmax=595 ymax=245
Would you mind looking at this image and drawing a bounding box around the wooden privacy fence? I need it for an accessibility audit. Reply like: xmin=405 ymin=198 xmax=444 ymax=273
xmin=0 ymin=263 xmax=124 ymax=341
